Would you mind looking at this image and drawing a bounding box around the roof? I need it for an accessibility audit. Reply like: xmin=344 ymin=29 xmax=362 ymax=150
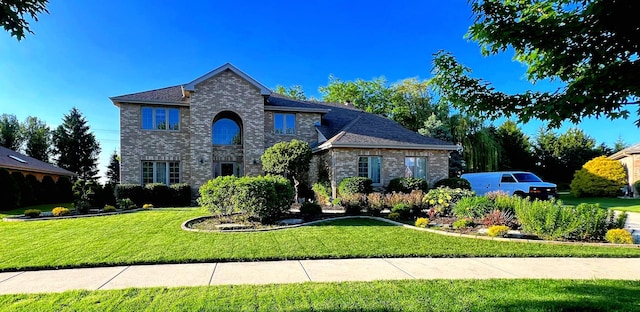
xmin=0 ymin=146 xmax=76 ymax=177
xmin=110 ymin=85 xmax=188 ymax=106
xmin=609 ymin=142 xmax=640 ymax=160
xmin=267 ymin=94 xmax=457 ymax=151
xmin=184 ymin=63 xmax=271 ymax=95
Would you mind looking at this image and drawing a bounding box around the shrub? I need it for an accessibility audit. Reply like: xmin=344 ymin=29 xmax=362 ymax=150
xmin=512 ymin=198 xmax=578 ymax=240
xmin=338 ymin=177 xmax=373 ymax=195
xmin=101 ymin=183 xmax=117 ymax=207
xmin=117 ymin=198 xmax=136 ymax=210
xmin=570 ymin=156 xmax=626 ymax=197
xmin=482 ymin=209 xmax=517 ymax=228
xmin=300 ymin=201 xmax=322 ymax=220
xmin=52 ymin=207 xmax=71 ymax=217
xmin=605 ymin=229 xmax=633 ymax=244
xmin=452 ymin=196 xmax=495 ymax=219
xmin=385 ymin=192 xmax=406 ymax=208
xmin=170 ymin=183 xmax=192 ymax=207
xmin=103 ymin=205 xmax=116 ymax=212
xmin=143 ymin=203 xmax=153 ymax=209
xmin=312 ymin=181 xmax=332 ymax=205
xmin=485 ymin=190 xmax=510 ymax=201
xmin=415 ymin=217 xmax=429 ymax=228
xmin=24 ymin=209 xmax=41 ymax=218
xmin=41 ymin=175 xmax=57 ymax=205
xmin=331 ymin=197 xmax=341 ymax=206
xmin=366 ymin=192 xmax=385 ymax=216
xmin=55 ymin=176 xmax=74 ymax=203
xmin=265 ymin=175 xmax=295 ymax=219
xmin=0 ymin=168 xmax=19 ymax=210
xmin=234 ymin=175 xmax=294 ymax=223
xmin=453 ymin=218 xmax=474 ymax=229
xmin=340 ymin=193 xmax=366 ymax=215
xmin=570 ymin=203 xmax=609 ymax=241
xmin=115 ymin=184 xmax=147 ymax=207
xmin=433 ymin=177 xmax=471 ymax=190
xmin=145 ymin=183 xmax=172 ymax=207
xmin=488 ymin=225 xmax=510 ymax=237
xmin=493 ymin=194 xmax=517 ymax=214
xmin=608 ymin=211 xmax=627 ymax=230
xmin=392 ymin=203 xmax=411 ymax=219
xmin=72 ymin=179 xmax=99 ymax=213
xmin=423 ymin=187 xmax=475 ymax=216
xmin=387 ymin=212 xmax=401 ymax=220
xmin=387 ymin=177 xmax=428 ymax=193
xmin=198 ymin=176 xmax=238 ymax=215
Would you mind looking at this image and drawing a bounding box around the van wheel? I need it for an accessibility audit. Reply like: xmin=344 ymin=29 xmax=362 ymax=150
xmin=513 ymin=191 xmax=525 ymax=198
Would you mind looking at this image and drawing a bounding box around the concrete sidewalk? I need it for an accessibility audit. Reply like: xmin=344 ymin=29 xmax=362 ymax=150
xmin=0 ymin=258 xmax=639 ymax=295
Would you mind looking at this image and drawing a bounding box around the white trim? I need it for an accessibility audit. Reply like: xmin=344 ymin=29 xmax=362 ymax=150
xmin=314 ymin=142 xmax=459 ymax=152
xmin=110 ymin=99 xmax=189 ymax=106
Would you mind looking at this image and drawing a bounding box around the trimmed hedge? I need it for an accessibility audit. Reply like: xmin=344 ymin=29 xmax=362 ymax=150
xmin=433 ymin=177 xmax=471 ymax=190
xmin=170 ymin=183 xmax=192 ymax=206
xmin=145 ymin=183 xmax=172 ymax=207
xmin=11 ymin=171 xmax=32 ymax=207
xmin=115 ymin=184 xmax=147 ymax=207
xmin=387 ymin=177 xmax=428 ymax=193
xmin=338 ymin=177 xmax=373 ymax=195
xmin=115 ymin=183 xmax=192 ymax=208
xmin=198 ymin=175 xmax=294 ymax=223
xmin=55 ymin=177 xmax=74 ymax=203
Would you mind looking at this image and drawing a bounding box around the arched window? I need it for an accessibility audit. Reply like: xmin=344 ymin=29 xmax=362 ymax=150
xmin=212 ymin=113 xmax=242 ymax=145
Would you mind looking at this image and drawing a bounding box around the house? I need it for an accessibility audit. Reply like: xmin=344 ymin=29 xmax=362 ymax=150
xmin=609 ymin=142 xmax=640 ymax=197
xmin=0 ymin=145 xmax=76 ymax=181
xmin=110 ymin=63 xmax=457 ymax=197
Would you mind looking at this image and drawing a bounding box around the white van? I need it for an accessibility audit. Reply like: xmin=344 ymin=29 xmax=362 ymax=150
xmin=460 ymin=171 xmax=557 ymax=200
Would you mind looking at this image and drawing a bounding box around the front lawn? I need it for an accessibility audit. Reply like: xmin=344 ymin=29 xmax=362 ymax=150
xmin=0 ymin=203 xmax=72 ymax=219
xmin=1 ymin=279 xmax=638 ymax=311
xmin=559 ymin=194 xmax=640 ymax=212
xmin=1 ymin=208 xmax=639 ymax=272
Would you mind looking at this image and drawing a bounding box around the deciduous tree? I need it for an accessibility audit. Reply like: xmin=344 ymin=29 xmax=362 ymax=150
xmin=0 ymin=114 xmax=24 ymax=151
xmin=23 ymin=116 xmax=50 ymax=162
xmin=1 ymin=0 xmax=49 ymax=40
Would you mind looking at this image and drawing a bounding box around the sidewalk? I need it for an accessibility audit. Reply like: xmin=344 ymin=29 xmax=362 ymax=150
xmin=1 ymin=257 xmax=639 ymax=295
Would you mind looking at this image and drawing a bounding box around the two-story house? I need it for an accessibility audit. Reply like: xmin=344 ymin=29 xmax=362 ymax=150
xmin=111 ymin=63 xmax=457 ymax=197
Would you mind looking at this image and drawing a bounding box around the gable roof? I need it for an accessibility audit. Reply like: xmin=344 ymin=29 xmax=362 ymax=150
xmin=609 ymin=142 xmax=640 ymax=160
xmin=0 ymin=146 xmax=76 ymax=177
xmin=184 ymin=63 xmax=271 ymax=95
xmin=266 ymin=94 xmax=458 ymax=151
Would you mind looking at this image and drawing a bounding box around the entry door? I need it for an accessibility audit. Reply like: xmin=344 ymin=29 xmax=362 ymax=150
xmin=220 ymin=163 xmax=235 ymax=176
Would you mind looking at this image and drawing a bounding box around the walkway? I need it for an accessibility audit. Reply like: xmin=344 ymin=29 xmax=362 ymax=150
xmin=1 ymin=257 xmax=639 ymax=295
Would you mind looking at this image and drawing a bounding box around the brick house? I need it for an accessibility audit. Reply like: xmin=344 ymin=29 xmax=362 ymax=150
xmin=111 ymin=63 xmax=457 ymax=197
xmin=609 ymin=142 xmax=640 ymax=197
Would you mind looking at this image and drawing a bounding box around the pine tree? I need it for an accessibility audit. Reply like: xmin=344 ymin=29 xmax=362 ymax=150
xmin=106 ymin=150 xmax=120 ymax=185
xmin=52 ymin=108 xmax=101 ymax=180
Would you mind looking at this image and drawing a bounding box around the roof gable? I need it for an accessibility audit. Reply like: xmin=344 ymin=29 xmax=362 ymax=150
xmin=609 ymin=142 xmax=640 ymax=160
xmin=183 ymin=63 xmax=271 ymax=95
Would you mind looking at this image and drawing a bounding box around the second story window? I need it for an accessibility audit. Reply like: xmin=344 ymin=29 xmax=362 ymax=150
xmin=274 ymin=113 xmax=295 ymax=135
xmin=141 ymin=107 xmax=180 ymax=131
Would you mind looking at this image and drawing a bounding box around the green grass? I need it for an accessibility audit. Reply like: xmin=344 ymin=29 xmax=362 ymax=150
xmin=0 ymin=203 xmax=72 ymax=218
xmin=0 ymin=279 xmax=638 ymax=311
xmin=559 ymin=194 xmax=640 ymax=212
xmin=1 ymin=207 xmax=639 ymax=272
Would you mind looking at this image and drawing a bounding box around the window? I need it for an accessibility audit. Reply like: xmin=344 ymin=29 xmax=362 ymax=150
xmin=501 ymin=174 xmax=517 ymax=183
xmin=405 ymin=157 xmax=428 ymax=180
xmin=212 ymin=118 xmax=241 ymax=145
xmin=274 ymin=113 xmax=295 ymax=135
xmin=358 ymin=156 xmax=381 ymax=184
xmin=213 ymin=162 xmax=243 ymax=178
xmin=141 ymin=107 xmax=180 ymax=131
xmin=142 ymin=161 xmax=180 ymax=185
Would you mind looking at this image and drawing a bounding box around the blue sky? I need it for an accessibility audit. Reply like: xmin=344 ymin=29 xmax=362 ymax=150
xmin=1 ymin=0 xmax=638 ymax=182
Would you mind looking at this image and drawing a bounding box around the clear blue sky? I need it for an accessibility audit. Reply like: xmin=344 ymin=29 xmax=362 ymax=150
xmin=1 ymin=0 xmax=638 ymax=182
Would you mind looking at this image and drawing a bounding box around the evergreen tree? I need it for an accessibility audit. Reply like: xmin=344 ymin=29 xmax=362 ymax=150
xmin=106 ymin=150 xmax=120 ymax=185
xmin=23 ymin=116 xmax=51 ymax=162
xmin=52 ymin=108 xmax=101 ymax=180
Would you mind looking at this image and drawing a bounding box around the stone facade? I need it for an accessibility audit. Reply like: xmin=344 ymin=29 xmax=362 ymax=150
xmin=119 ymin=103 xmax=191 ymax=185
xmin=189 ymin=70 xmax=265 ymax=188
xmin=264 ymin=111 xmax=320 ymax=147
xmin=327 ymin=148 xmax=449 ymax=197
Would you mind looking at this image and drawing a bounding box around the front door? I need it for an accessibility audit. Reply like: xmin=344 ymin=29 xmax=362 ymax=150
xmin=220 ymin=163 xmax=235 ymax=176
xmin=213 ymin=162 xmax=243 ymax=178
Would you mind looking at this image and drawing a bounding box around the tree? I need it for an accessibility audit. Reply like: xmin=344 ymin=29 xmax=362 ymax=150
xmin=1 ymin=0 xmax=49 ymax=40
xmin=612 ymin=136 xmax=628 ymax=154
xmin=23 ymin=116 xmax=50 ymax=162
xmin=494 ymin=120 xmax=533 ymax=171
xmin=261 ymin=139 xmax=312 ymax=201
xmin=0 ymin=114 xmax=24 ymax=151
xmin=106 ymin=150 xmax=120 ymax=185
xmin=570 ymin=156 xmax=626 ymax=197
xmin=52 ymin=108 xmax=101 ymax=180
xmin=274 ymin=85 xmax=308 ymax=100
xmin=431 ymin=0 xmax=640 ymax=127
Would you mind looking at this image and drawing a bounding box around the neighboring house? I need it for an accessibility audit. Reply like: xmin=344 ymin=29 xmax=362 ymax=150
xmin=0 ymin=146 xmax=76 ymax=181
xmin=111 ymin=63 xmax=457 ymax=197
xmin=609 ymin=142 xmax=640 ymax=197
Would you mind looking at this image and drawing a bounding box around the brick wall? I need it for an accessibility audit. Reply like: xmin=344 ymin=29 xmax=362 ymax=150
xmin=119 ymin=103 xmax=191 ymax=184
xmin=188 ymin=69 xmax=265 ymax=189
xmin=264 ymin=111 xmax=320 ymax=147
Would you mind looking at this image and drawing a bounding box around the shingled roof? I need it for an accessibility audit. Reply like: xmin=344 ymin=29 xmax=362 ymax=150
xmin=266 ymin=94 xmax=457 ymax=150
xmin=609 ymin=142 xmax=640 ymax=160
xmin=0 ymin=146 xmax=76 ymax=177
xmin=110 ymin=85 xmax=188 ymax=105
